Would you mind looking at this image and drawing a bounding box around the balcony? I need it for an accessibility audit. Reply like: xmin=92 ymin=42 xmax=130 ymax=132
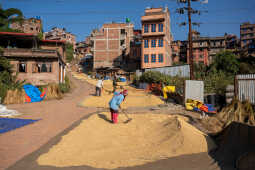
xmin=141 ymin=14 xmax=165 ymax=22
xmin=142 ymin=31 xmax=165 ymax=37
xmin=3 ymin=48 xmax=59 ymax=58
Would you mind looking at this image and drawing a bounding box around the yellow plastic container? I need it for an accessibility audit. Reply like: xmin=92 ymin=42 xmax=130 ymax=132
xmin=162 ymin=86 xmax=176 ymax=99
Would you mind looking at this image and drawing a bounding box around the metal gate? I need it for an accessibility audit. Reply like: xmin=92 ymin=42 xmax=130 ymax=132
xmin=235 ymin=74 xmax=255 ymax=104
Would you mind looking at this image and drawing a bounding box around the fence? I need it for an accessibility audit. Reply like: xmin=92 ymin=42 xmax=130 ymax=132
xmin=235 ymin=74 xmax=255 ymax=104
xmin=185 ymin=80 xmax=204 ymax=103
xmin=144 ymin=64 xmax=190 ymax=78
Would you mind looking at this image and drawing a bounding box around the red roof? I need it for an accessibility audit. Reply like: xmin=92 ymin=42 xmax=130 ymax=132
xmin=0 ymin=32 xmax=35 ymax=36
xmin=41 ymin=39 xmax=66 ymax=44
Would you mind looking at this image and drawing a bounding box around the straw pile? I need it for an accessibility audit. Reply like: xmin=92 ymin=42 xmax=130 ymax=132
xmin=217 ymin=99 xmax=255 ymax=127
xmin=44 ymin=83 xmax=63 ymax=100
xmin=37 ymin=113 xmax=216 ymax=169
xmin=3 ymin=89 xmax=26 ymax=105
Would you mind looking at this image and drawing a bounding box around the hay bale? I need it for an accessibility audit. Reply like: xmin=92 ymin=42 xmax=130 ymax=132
xmin=45 ymin=84 xmax=62 ymax=100
xmin=3 ymin=89 xmax=26 ymax=105
xmin=217 ymin=99 xmax=255 ymax=127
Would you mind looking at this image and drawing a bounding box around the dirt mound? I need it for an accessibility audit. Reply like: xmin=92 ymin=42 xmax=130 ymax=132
xmin=212 ymin=122 xmax=255 ymax=169
xmin=37 ymin=113 xmax=216 ymax=169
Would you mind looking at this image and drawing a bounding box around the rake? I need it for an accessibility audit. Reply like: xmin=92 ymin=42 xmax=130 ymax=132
xmin=122 ymin=109 xmax=132 ymax=124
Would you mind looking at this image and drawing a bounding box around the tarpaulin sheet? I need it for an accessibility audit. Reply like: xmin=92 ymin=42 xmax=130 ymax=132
xmin=0 ymin=118 xmax=39 ymax=134
xmin=23 ymin=85 xmax=46 ymax=103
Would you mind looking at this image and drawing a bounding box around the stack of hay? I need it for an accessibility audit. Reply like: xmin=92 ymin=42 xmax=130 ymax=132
xmin=3 ymin=89 xmax=26 ymax=104
xmin=44 ymin=84 xmax=63 ymax=100
xmin=217 ymin=99 xmax=255 ymax=127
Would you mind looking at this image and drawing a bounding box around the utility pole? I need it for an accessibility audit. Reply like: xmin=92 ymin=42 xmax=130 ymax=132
xmin=187 ymin=0 xmax=194 ymax=80
xmin=176 ymin=0 xmax=206 ymax=80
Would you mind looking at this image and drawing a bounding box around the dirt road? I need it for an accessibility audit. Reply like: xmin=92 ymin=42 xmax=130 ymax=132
xmin=0 ymin=73 xmax=97 ymax=170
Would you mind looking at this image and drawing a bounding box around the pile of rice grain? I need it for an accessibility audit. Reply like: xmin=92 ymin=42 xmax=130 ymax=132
xmin=37 ymin=113 xmax=216 ymax=169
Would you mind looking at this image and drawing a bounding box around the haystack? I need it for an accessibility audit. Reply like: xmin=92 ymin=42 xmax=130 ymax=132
xmin=217 ymin=99 xmax=255 ymax=127
xmin=3 ymin=89 xmax=26 ymax=105
xmin=37 ymin=113 xmax=216 ymax=169
xmin=44 ymin=84 xmax=63 ymax=100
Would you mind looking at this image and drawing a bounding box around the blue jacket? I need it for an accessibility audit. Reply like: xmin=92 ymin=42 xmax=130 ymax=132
xmin=109 ymin=92 xmax=125 ymax=110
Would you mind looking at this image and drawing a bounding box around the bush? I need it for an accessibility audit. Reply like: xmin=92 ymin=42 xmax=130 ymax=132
xmin=59 ymin=76 xmax=71 ymax=93
xmin=0 ymin=57 xmax=25 ymax=103
xmin=139 ymin=71 xmax=188 ymax=94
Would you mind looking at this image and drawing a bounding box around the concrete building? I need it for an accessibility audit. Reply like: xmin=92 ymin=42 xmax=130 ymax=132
xmin=44 ymin=27 xmax=76 ymax=47
xmin=90 ymin=22 xmax=134 ymax=69
xmin=141 ymin=7 xmax=173 ymax=69
xmin=240 ymin=22 xmax=255 ymax=56
xmin=10 ymin=17 xmax=42 ymax=35
xmin=0 ymin=32 xmax=66 ymax=85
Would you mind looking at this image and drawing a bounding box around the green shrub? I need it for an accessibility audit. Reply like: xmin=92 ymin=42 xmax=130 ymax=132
xmin=59 ymin=76 xmax=71 ymax=93
xmin=0 ymin=57 xmax=25 ymax=103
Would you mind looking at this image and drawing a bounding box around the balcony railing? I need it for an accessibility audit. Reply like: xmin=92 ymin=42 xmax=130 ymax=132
xmin=3 ymin=48 xmax=59 ymax=58
xmin=141 ymin=14 xmax=165 ymax=22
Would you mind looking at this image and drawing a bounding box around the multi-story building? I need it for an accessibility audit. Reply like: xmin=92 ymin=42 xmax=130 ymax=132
xmin=186 ymin=32 xmax=238 ymax=65
xmin=44 ymin=27 xmax=76 ymax=47
xmin=10 ymin=17 xmax=42 ymax=35
xmin=240 ymin=22 xmax=255 ymax=56
xmin=0 ymin=32 xmax=66 ymax=85
xmin=90 ymin=22 xmax=134 ymax=69
xmin=141 ymin=7 xmax=173 ymax=69
xmin=128 ymin=29 xmax=142 ymax=71
xmin=171 ymin=40 xmax=181 ymax=64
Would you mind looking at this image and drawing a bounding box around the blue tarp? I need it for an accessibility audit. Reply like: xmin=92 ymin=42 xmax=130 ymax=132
xmin=23 ymin=85 xmax=46 ymax=103
xmin=0 ymin=118 xmax=39 ymax=134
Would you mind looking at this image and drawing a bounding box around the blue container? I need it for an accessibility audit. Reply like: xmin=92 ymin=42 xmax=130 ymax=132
xmin=119 ymin=77 xmax=126 ymax=82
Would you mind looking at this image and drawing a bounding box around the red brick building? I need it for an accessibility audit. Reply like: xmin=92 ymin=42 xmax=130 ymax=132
xmin=90 ymin=22 xmax=134 ymax=69
xmin=10 ymin=17 xmax=42 ymax=35
xmin=141 ymin=7 xmax=173 ymax=69
xmin=0 ymin=32 xmax=66 ymax=85
xmin=240 ymin=22 xmax=255 ymax=56
xmin=186 ymin=33 xmax=237 ymax=65
xmin=44 ymin=27 xmax=76 ymax=48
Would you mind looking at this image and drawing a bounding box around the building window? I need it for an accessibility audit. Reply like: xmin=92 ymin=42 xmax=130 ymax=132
xmin=151 ymin=54 xmax=156 ymax=63
xmin=158 ymin=24 xmax=163 ymax=32
xmin=144 ymin=54 xmax=149 ymax=63
xmin=158 ymin=39 xmax=163 ymax=47
xmin=158 ymin=54 xmax=163 ymax=62
xmin=33 ymin=63 xmax=52 ymax=73
xmin=144 ymin=39 xmax=149 ymax=48
xmin=120 ymin=40 xmax=125 ymax=46
xmin=121 ymin=29 xmax=125 ymax=34
xmin=144 ymin=24 xmax=149 ymax=33
xmin=151 ymin=24 xmax=156 ymax=32
xmin=18 ymin=62 xmax=27 ymax=73
xmin=30 ymin=27 xmax=34 ymax=31
xmin=151 ymin=39 xmax=156 ymax=48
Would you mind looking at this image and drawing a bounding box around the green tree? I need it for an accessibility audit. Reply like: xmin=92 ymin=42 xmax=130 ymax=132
xmin=210 ymin=51 xmax=239 ymax=75
xmin=0 ymin=55 xmax=25 ymax=102
xmin=0 ymin=5 xmax=24 ymax=31
xmin=66 ymin=43 xmax=74 ymax=63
